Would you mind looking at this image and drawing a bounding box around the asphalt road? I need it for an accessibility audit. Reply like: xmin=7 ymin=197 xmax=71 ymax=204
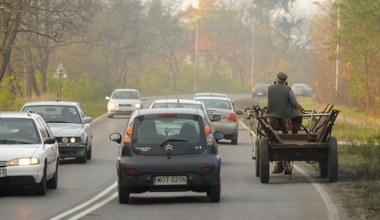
xmin=0 ymin=94 xmax=351 ymax=220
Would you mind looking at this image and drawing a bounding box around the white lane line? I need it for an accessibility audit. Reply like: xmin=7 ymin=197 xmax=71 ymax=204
xmin=68 ymin=193 xmax=118 ymax=220
xmin=50 ymin=181 xmax=117 ymax=220
xmin=240 ymin=120 xmax=340 ymax=220
xmin=295 ymin=165 xmax=340 ymax=220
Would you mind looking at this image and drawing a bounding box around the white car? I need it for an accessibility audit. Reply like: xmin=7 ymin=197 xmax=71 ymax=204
xmin=106 ymin=89 xmax=144 ymax=118
xmin=21 ymin=101 xmax=93 ymax=163
xmin=0 ymin=112 xmax=59 ymax=195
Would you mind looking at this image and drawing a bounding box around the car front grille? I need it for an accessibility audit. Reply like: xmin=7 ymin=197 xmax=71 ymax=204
xmin=118 ymin=104 xmax=132 ymax=107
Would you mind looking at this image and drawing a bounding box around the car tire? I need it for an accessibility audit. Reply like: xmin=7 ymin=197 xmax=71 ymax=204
xmin=34 ymin=165 xmax=47 ymax=195
xmin=77 ymin=148 xmax=87 ymax=164
xmin=47 ymin=162 xmax=58 ymax=189
xmin=108 ymin=114 xmax=114 ymax=118
xmin=118 ymin=185 xmax=130 ymax=204
xmin=208 ymin=185 xmax=221 ymax=202
xmin=87 ymin=144 xmax=92 ymax=160
xmin=231 ymin=135 xmax=238 ymax=145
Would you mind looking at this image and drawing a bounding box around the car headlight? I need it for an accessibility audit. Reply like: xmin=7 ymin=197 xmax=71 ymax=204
xmin=108 ymin=102 xmax=117 ymax=108
xmin=134 ymin=103 xmax=141 ymax=108
xmin=9 ymin=157 xmax=40 ymax=166
xmin=61 ymin=137 xmax=81 ymax=143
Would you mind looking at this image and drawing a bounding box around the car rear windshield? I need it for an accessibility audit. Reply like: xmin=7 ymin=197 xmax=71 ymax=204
xmin=196 ymin=99 xmax=231 ymax=110
xmin=0 ymin=118 xmax=41 ymax=144
xmin=131 ymin=114 xmax=207 ymax=155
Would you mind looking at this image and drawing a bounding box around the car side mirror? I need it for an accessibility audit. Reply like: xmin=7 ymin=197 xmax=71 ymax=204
xmin=214 ymin=131 xmax=224 ymax=141
xmin=109 ymin=133 xmax=122 ymax=144
xmin=83 ymin=117 xmax=92 ymax=124
xmin=44 ymin=137 xmax=57 ymax=144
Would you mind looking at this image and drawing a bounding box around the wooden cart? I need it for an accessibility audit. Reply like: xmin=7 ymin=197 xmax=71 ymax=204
xmin=245 ymin=104 xmax=340 ymax=183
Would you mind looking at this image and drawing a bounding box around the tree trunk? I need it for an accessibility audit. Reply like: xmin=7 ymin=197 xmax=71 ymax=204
xmin=0 ymin=0 xmax=22 ymax=84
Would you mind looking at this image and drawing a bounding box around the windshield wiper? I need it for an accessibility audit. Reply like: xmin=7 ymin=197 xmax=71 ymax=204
xmin=0 ymin=139 xmax=33 ymax=144
xmin=159 ymin=139 xmax=188 ymax=147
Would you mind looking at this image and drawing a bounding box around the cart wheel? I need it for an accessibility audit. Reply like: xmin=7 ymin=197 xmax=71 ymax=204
xmin=255 ymin=139 xmax=260 ymax=177
xmin=318 ymin=161 xmax=328 ymax=178
xmin=260 ymin=138 xmax=270 ymax=183
xmin=328 ymin=137 xmax=338 ymax=182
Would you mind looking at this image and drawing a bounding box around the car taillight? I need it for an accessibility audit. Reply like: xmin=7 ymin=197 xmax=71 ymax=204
xmin=204 ymin=125 xmax=211 ymax=134
xmin=207 ymin=134 xmax=214 ymax=145
xmin=202 ymin=165 xmax=213 ymax=174
xmin=123 ymin=127 xmax=132 ymax=146
xmin=127 ymin=167 xmax=137 ymax=174
xmin=228 ymin=113 xmax=237 ymax=122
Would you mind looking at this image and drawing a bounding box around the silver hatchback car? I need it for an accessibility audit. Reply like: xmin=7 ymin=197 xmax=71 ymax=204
xmin=109 ymin=108 xmax=223 ymax=204
xmin=194 ymin=96 xmax=242 ymax=145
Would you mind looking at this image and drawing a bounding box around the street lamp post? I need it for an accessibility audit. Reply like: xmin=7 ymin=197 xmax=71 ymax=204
xmin=335 ymin=0 xmax=340 ymax=103
xmin=194 ymin=16 xmax=199 ymax=92
xmin=313 ymin=0 xmax=340 ymax=102
xmin=250 ymin=24 xmax=255 ymax=89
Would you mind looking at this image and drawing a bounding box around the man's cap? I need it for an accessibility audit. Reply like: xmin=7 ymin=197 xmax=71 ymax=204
xmin=277 ymin=72 xmax=287 ymax=83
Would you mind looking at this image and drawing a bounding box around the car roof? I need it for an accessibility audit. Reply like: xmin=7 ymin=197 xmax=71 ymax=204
xmin=112 ymin=88 xmax=139 ymax=92
xmin=152 ymin=99 xmax=203 ymax=105
xmin=134 ymin=108 xmax=205 ymax=117
xmin=194 ymin=96 xmax=231 ymax=101
xmin=194 ymin=92 xmax=227 ymax=98
xmin=0 ymin=111 xmax=40 ymax=119
xmin=22 ymin=100 xmax=80 ymax=107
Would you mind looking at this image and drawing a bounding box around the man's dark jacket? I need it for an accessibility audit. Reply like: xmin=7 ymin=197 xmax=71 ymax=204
xmin=266 ymin=83 xmax=300 ymax=118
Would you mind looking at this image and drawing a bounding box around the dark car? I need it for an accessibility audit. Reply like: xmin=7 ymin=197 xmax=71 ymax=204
xmin=252 ymin=83 xmax=270 ymax=97
xmin=291 ymin=83 xmax=313 ymax=97
xmin=109 ymin=108 xmax=223 ymax=204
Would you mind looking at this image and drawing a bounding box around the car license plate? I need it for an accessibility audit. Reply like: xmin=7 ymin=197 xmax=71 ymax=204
xmin=152 ymin=176 xmax=187 ymax=185
xmin=0 ymin=168 xmax=6 ymax=178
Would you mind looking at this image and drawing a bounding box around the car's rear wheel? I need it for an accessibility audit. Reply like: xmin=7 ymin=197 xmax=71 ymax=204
xmin=34 ymin=165 xmax=47 ymax=195
xmin=118 ymin=185 xmax=130 ymax=204
xmin=208 ymin=185 xmax=221 ymax=202
xmin=47 ymin=162 xmax=58 ymax=189
xmin=231 ymin=134 xmax=238 ymax=145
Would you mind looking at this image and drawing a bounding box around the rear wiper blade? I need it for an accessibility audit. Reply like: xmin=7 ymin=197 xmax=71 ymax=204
xmin=159 ymin=139 xmax=188 ymax=147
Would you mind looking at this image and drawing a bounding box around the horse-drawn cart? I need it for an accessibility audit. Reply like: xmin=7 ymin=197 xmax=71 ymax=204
xmin=245 ymin=104 xmax=340 ymax=183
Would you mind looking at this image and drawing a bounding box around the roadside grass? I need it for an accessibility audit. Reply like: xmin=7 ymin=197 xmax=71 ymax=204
xmin=234 ymin=97 xmax=380 ymax=219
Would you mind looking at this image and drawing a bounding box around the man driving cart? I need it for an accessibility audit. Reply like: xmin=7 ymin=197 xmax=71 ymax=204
xmin=266 ymin=72 xmax=305 ymax=174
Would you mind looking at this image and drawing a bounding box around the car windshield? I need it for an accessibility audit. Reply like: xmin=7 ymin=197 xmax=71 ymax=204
xmin=22 ymin=106 xmax=81 ymax=124
xmin=131 ymin=115 xmax=206 ymax=155
xmin=0 ymin=118 xmax=40 ymax=144
xmin=112 ymin=91 xmax=139 ymax=99
xmin=196 ymin=99 xmax=231 ymax=110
